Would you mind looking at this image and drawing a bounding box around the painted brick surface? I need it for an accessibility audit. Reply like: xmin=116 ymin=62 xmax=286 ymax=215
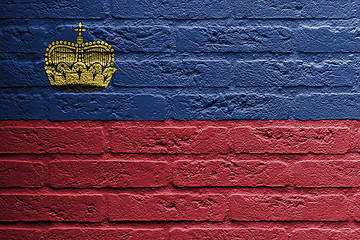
xmin=230 ymin=194 xmax=349 ymax=221
xmin=297 ymin=26 xmax=360 ymax=52
xmin=114 ymin=60 xmax=231 ymax=87
xmin=233 ymin=60 xmax=355 ymax=87
xmin=293 ymin=161 xmax=360 ymax=187
xmin=1 ymin=2 xmax=360 ymax=121
xmin=0 ymin=194 xmax=106 ymax=222
xmin=108 ymin=194 xmax=227 ymax=221
xmin=0 ymin=161 xmax=46 ymax=188
xmin=0 ymin=127 xmax=105 ymax=154
xmin=0 ymin=229 xmax=44 ymax=240
xmin=292 ymin=229 xmax=358 ymax=240
xmin=50 ymin=161 xmax=170 ymax=188
xmin=170 ymin=228 xmax=288 ymax=240
xmin=48 ymin=228 xmax=168 ymax=240
xmin=233 ymin=0 xmax=355 ymax=19
xmin=1 ymin=0 xmax=360 ymax=237
xmin=176 ymin=26 xmax=293 ymax=53
xmin=110 ymin=126 xmax=229 ymax=153
xmin=230 ymin=126 xmax=352 ymax=154
xmin=0 ymin=121 xmax=360 ymax=234
xmin=0 ymin=0 xmax=106 ymax=19
xmin=112 ymin=0 xmax=231 ymax=19
xmin=173 ymin=160 xmax=289 ymax=187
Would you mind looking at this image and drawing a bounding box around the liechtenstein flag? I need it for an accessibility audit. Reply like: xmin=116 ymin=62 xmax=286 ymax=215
xmin=1 ymin=0 xmax=360 ymax=239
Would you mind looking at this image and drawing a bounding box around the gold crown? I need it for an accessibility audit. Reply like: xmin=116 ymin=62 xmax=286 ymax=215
xmin=44 ymin=22 xmax=117 ymax=92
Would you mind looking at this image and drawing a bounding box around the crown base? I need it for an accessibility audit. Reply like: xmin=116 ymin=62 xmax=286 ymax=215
xmin=45 ymin=63 xmax=117 ymax=93
xmin=51 ymin=84 xmax=106 ymax=93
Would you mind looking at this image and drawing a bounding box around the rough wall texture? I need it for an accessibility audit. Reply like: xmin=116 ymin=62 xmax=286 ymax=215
xmin=2 ymin=120 xmax=360 ymax=239
xmin=1 ymin=0 xmax=360 ymax=239
xmin=2 ymin=0 xmax=360 ymax=120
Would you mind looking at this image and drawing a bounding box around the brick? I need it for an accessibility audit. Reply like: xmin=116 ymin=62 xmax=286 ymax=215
xmin=49 ymin=94 xmax=167 ymax=120
xmin=0 ymin=26 xmax=50 ymax=54
xmin=56 ymin=25 xmax=174 ymax=53
xmin=295 ymin=60 xmax=355 ymax=87
xmin=114 ymin=60 xmax=231 ymax=87
xmin=297 ymin=26 xmax=360 ymax=52
xmin=0 ymin=161 xmax=46 ymax=188
xmin=293 ymin=161 xmax=360 ymax=187
xmin=233 ymin=60 xmax=355 ymax=87
xmin=292 ymin=229 xmax=354 ymax=240
xmin=109 ymin=194 xmax=226 ymax=221
xmin=176 ymin=26 xmax=293 ymax=52
xmin=169 ymin=94 xmax=293 ymax=120
xmin=112 ymin=0 xmax=231 ymax=19
xmin=170 ymin=228 xmax=288 ymax=240
xmin=48 ymin=228 xmax=167 ymax=240
xmin=234 ymin=0 xmax=354 ymax=19
xmin=0 ymin=94 xmax=45 ymax=120
xmin=295 ymin=94 xmax=360 ymax=120
xmin=351 ymin=195 xmax=360 ymax=221
xmin=110 ymin=127 xmax=229 ymax=154
xmin=230 ymin=194 xmax=348 ymax=221
xmin=0 ymin=194 xmax=106 ymax=222
xmin=0 ymin=127 xmax=105 ymax=154
xmin=0 ymin=228 xmax=44 ymax=240
xmin=230 ymin=126 xmax=351 ymax=154
xmin=173 ymin=160 xmax=289 ymax=187
xmin=0 ymin=0 xmax=105 ymax=19
xmin=50 ymin=160 xmax=169 ymax=188
xmin=0 ymin=61 xmax=48 ymax=87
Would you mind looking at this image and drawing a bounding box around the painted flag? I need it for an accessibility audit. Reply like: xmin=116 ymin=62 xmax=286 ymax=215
xmin=1 ymin=0 xmax=360 ymax=239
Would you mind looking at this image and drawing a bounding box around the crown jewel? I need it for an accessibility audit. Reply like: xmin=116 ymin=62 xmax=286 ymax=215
xmin=44 ymin=22 xmax=117 ymax=92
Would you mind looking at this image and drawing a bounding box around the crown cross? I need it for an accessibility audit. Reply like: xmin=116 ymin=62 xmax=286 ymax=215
xmin=74 ymin=22 xmax=86 ymax=44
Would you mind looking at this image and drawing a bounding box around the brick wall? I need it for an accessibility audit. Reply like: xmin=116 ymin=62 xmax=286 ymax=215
xmin=1 ymin=120 xmax=360 ymax=239
xmin=1 ymin=0 xmax=360 ymax=239
xmin=1 ymin=0 xmax=360 ymax=120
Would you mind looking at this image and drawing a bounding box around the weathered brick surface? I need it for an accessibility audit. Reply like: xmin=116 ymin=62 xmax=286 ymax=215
xmin=0 ymin=26 xmax=50 ymax=54
xmin=230 ymin=194 xmax=349 ymax=221
xmin=112 ymin=0 xmax=231 ymax=19
xmin=173 ymin=160 xmax=289 ymax=187
xmin=176 ymin=26 xmax=293 ymax=53
xmin=1 ymin=121 xmax=360 ymax=232
xmin=50 ymin=160 xmax=169 ymax=188
xmin=3 ymin=0 xmax=360 ymax=235
xmin=114 ymin=60 xmax=231 ymax=87
xmin=295 ymin=94 xmax=360 ymax=120
xmin=0 ymin=61 xmax=48 ymax=87
xmin=293 ymin=161 xmax=360 ymax=187
xmin=0 ymin=194 xmax=106 ymax=222
xmin=234 ymin=0 xmax=354 ymax=19
xmin=0 ymin=161 xmax=46 ymax=188
xmin=49 ymin=94 xmax=167 ymax=120
xmin=297 ymin=27 xmax=360 ymax=52
xmin=169 ymin=94 xmax=293 ymax=120
xmin=233 ymin=60 xmax=355 ymax=87
xmin=108 ymin=194 xmax=227 ymax=221
xmin=292 ymin=229 xmax=356 ymax=240
xmin=48 ymin=228 xmax=167 ymax=240
xmin=0 ymin=0 xmax=105 ymax=19
xmin=0 ymin=127 xmax=105 ymax=154
xmin=170 ymin=228 xmax=288 ymax=240
xmin=0 ymin=229 xmax=44 ymax=240
xmin=0 ymin=95 xmax=45 ymax=120
xmin=110 ymin=126 xmax=229 ymax=153
xmin=230 ymin=126 xmax=352 ymax=154
xmin=97 ymin=26 xmax=173 ymax=53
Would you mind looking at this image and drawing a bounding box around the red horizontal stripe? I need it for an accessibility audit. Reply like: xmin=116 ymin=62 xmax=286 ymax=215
xmin=0 ymin=120 xmax=356 ymax=155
